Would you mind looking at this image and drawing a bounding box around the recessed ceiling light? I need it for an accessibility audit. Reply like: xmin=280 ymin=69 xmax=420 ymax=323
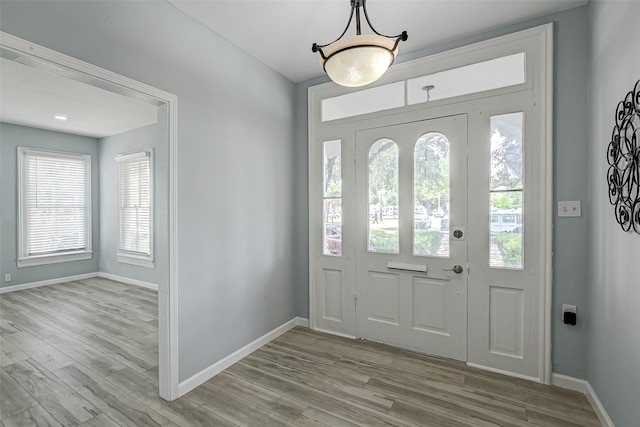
xmin=54 ymin=115 xmax=68 ymax=121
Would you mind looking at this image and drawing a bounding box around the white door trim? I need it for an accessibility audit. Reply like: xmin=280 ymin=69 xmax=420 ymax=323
xmin=542 ymin=24 xmax=554 ymax=386
xmin=0 ymin=31 xmax=180 ymax=400
xmin=308 ymin=23 xmax=553 ymax=384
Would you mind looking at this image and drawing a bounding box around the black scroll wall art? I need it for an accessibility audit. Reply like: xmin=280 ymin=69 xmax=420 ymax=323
xmin=607 ymin=79 xmax=640 ymax=233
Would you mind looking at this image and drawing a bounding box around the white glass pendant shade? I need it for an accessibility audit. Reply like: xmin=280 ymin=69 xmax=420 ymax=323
xmin=320 ymin=35 xmax=398 ymax=87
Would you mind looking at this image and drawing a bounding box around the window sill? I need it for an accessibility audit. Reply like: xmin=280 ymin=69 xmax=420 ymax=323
xmin=18 ymin=251 xmax=93 ymax=268
xmin=117 ymin=253 xmax=155 ymax=269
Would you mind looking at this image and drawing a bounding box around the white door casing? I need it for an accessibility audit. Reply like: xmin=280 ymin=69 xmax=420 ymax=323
xmin=0 ymin=32 xmax=180 ymax=399
xmin=309 ymin=24 xmax=552 ymax=382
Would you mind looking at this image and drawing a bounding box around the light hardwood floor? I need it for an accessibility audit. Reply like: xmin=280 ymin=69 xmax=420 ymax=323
xmin=1 ymin=278 xmax=601 ymax=426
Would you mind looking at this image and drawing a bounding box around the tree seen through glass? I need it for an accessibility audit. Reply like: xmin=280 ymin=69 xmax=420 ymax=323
xmin=323 ymin=140 xmax=342 ymax=256
xmin=490 ymin=113 xmax=524 ymax=269
xmin=368 ymin=139 xmax=399 ymax=253
xmin=414 ymin=132 xmax=450 ymax=257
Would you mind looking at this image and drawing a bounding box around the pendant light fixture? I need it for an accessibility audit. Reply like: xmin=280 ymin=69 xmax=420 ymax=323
xmin=312 ymin=0 xmax=408 ymax=88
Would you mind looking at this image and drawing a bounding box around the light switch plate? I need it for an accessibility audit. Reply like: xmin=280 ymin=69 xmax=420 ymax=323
xmin=558 ymin=200 xmax=581 ymax=217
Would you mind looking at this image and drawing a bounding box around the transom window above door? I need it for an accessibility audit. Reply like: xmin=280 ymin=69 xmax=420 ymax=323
xmin=321 ymin=52 xmax=526 ymax=122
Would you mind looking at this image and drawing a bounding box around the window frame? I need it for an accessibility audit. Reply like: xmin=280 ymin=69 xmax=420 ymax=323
xmin=17 ymin=147 xmax=93 ymax=267
xmin=115 ymin=149 xmax=154 ymax=268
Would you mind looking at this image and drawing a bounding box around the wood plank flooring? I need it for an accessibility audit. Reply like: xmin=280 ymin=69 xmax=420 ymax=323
xmin=1 ymin=278 xmax=601 ymax=426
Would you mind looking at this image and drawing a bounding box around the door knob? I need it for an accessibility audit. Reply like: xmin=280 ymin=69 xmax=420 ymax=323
xmin=443 ymin=265 xmax=464 ymax=274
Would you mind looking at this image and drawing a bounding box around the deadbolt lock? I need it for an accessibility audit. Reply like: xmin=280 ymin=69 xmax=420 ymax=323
xmin=451 ymin=227 xmax=466 ymax=241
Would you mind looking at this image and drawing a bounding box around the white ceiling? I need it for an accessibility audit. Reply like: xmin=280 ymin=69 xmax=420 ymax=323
xmin=0 ymin=57 xmax=158 ymax=138
xmin=168 ymin=0 xmax=588 ymax=83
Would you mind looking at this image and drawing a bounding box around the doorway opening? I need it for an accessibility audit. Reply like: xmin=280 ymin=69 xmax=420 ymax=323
xmin=0 ymin=31 xmax=179 ymax=399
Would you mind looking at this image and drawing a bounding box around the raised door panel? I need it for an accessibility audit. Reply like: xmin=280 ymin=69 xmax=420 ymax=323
xmin=412 ymin=277 xmax=448 ymax=335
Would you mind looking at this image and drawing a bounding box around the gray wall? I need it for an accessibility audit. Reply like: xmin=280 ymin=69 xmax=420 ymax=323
xmin=294 ymin=6 xmax=591 ymax=379
xmin=0 ymin=1 xmax=297 ymax=381
xmin=0 ymin=123 xmax=100 ymax=287
xmin=98 ymin=107 xmax=169 ymax=287
xmin=587 ymin=1 xmax=640 ymax=426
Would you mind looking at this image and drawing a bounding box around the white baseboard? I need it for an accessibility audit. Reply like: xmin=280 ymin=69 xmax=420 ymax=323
xmin=177 ymin=316 xmax=309 ymax=397
xmin=97 ymin=272 xmax=158 ymax=291
xmin=0 ymin=272 xmax=97 ymax=294
xmin=0 ymin=271 xmax=158 ymax=293
xmin=295 ymin=317 xmax=310 ymax=328
xmin=551 ymin=372 xmax=588 ymax=392
xmin=551 ymin=373 xmax=615 ymax=427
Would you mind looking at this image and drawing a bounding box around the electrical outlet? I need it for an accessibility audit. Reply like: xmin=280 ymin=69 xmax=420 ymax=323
xmin=4 ymin=273 xmax=11 ymax=282
xmin=562 ymin=304 xmax=577 ymax=325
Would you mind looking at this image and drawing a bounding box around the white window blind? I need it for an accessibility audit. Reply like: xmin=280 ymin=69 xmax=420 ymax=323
xmin=116 ymin=150 xmax=154 ymax=267
xmin=18 ymin=148 xmax=92 ymax=267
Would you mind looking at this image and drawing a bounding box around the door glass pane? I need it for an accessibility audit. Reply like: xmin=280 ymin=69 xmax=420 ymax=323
xmin=368 ymin=139 xmax=399 ymax=253
xmin=490 ymin=113 xmax=523 ymax=191
xmin=414 ymin=133 xmax=450 ymax=257
xmin=324 ymin=199 xmax=342 ymax=255
xmin=490 ymin=113 xmax=523 ymax=269
xmin=407 ymin=53 xmax=525 ymax=105
xmin=322 ymin=81 xmax=405 ymax=122
xmin=323 ymin=140 xmax=342 ymax=256
xmin=324 ymin=140 xmax=342 ymax=197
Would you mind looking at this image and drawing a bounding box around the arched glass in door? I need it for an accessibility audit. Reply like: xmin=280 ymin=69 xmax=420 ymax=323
xmin=368 ymin=139 xmax=399 ymax=253
xmin=414 ymin=132 xmax=450 ymax=257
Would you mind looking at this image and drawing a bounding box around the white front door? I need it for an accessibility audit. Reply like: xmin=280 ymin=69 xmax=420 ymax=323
xmin=354 ymin=115 xmax=468 ymax=361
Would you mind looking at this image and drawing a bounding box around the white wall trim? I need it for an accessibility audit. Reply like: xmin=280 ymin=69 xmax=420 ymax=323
xmin=542 ymin=22 xmax=554 ymax=386
xmin=0 ymin=272 xmax=97 ymax=294
xmin=0 ymin=271 xmax=159 ymax=293
xmin=177 ymin=317 xmax=309 ymax=397
xmin=551 ymin=373 xmax=615 ymax=427
xmin=295 ymin=317 xmax=310 ymax=328
xmin=97 ymin=272 xmax=158 ymax=291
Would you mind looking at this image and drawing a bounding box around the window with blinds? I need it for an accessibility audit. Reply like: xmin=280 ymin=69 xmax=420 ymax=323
xmin=18 ymin=148 xmax=92 ymax=267
xmin=116 ymin=150 xmax=154 ymax=267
